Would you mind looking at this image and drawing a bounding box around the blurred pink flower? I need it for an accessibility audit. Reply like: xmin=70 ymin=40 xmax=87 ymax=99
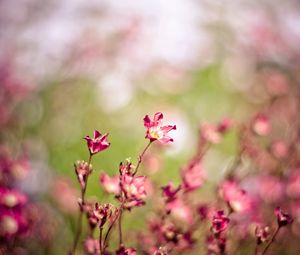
xmin=206 ymin=235 xmax=226 ymax=255
xmin=219 ymin=181 xmax=253 ymax=213
xmin=116 ymin=245 xmax=137 ymax=255
xmin=100 ymin=173 xmax=120 ymax=195
xmin=161 ymin=182 xmax=181 ymax=203
xmin=84 ymin=237 xmax=100 ymax=255
xmin=211 ymin=211 xmax=230 ymax=235
xmin=255 ymin=225 xmax=270 ymax=244
xmin=258 ymin=176 xmax=284 ymax=203
xmin=0 ymin=188 xmax=27 ymax=208
xmin=275 ymin=207 xmax=293 ymax=227
xmin=270 ymin=140 xmax=289 ymax=160
xmin=181 ymin=160 xmax=206 ymax=192
xmin=51 ymin=177 xmax=79 ymax=214
xmin=120 ymin=173 xmax=147 ymax=209
xmin=265 ymin=72 xmax=290 ymax=97
xmin=144 ymin=112 xmax=176 ymax=144
xmin=0 ymin=211 xmax=28 ymax=238
xmin=200 ymin=118 xmax=232 ymax=144
xmin=166 ymin=198 xmax=193 ymax=224
xmin=252 ymin=114 xmax=271 ymax=136
xmin=84 ymin=130 xmax=110 ymax=155
xmin=287 ymin=169 xmax=300 ymax=198
xmin=200 ymin=123 xmax=221 ymax=144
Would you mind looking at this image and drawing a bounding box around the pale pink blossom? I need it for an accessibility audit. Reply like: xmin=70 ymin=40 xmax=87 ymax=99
xmin=181 ymin=160 xmax=206 ymax=192
xmin=252 ymin=114 xmax=271 ymax=136
xmin=99 ymin=173 xmax=120 ymax=195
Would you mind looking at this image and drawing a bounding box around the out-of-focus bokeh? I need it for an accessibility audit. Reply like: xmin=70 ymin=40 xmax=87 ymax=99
xmin=1 ymin=0 xmax=300 ymax=254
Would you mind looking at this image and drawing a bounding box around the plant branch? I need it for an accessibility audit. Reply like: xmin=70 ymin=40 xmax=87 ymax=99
xmin=261 ymin=226 xmax=280 ymax=255
xmin=133 ymin=141 xmax=152 ymax=175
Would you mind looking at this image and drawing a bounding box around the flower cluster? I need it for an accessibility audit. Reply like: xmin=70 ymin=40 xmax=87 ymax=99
xmin=67 ymin=103 xmax=300 ymax=255
xmin=71 ymin=112 xmax=176 ymax=255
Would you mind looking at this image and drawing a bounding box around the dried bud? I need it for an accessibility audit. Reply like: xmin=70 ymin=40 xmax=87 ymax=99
xmin=74 ymin=160 xmax=92 ymax=190
xmin=275 ymin=207 xmax=293 ymax=227
xmin=255 ymin=225 xmax=270 ymax=245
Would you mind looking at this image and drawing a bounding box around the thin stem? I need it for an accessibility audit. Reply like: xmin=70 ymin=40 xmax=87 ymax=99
xmin=261 ymin=226 xmax=280 ymax=255
xmin=99 ymin=227 xmax=103 ymax=255
xmin=254 ymin=243 xmax=258 ymax=255
xmin=70 ymin=154 xmax=93 ymax=255
xmin=103 ymin=203 xmax=124 ymax=252
xmin=133 ymin=141 xmax=152 ymax=175
xmin=118 ymin=207 xmax=123 ymax=245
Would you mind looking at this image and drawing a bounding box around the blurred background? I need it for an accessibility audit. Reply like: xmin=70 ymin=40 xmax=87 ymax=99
xmin=1 ymin=0 xmax=300 ymax=254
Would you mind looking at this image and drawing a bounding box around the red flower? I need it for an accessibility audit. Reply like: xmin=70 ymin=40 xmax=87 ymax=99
xmin=161 ymin=182 xmax=181 ymax=203
xmin=144 ymin=112 xmax=176 ymax=144
xmin=211 ymin=211 xmax=230 ymax=235
xmin=84 ymin=130 xmax=110 ymax=155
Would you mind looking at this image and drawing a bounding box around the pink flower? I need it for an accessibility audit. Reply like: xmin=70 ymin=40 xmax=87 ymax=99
xmin=0 ymin=214 xmax=19 ymax=237
xmin=217 ymin=118 xmax=233 ymax=134
xmin=161 ymin=182 xmax=181 ymax=203
xmin=84 ymin=130 xmax=110 ymax=155
xmin=116 ymin=245 xmax=137 ymax=255
xmin=200 ymin=118 xmax=232 ymax=145
xmin=197 ymin=204 xmax=216 ymax=221
xmin=153 ymin=249 xmax=168 ymax=255
xmin=181 ymin=161 xmax=206 ymax=192
xmin=255 ymin=225 xmax=270 ymax=244
xmin=0 ymin=188 xmax=27 ymax=208
xmin=274 ymin=207 xmax=293 ymax=227
xmin=211 ymin=211 xmax=230 ymax=235
xmin=252 ymin=114 xmax=271 ymax=136
xmin=166 ymin=198 xmax=193 ymax=224
xmin=92 ymin=203 xmax=113 ymax=228
xmin=0 ymin=211 xmax=28 ymax=238
xmin=84 ymin=237 xmax=100 ymax=255
xmin=120 ymin=174 xmax=147 ymax=208
xmin=51 ymin=177 xmax=79 ymax=214
xmin=200 ymin=123 xmax=221 ymax=144
xmin=144 ymin=112 xmax=176 ymax=144
xmin=258 ymin=176 xmax=284 ymax=203
xmin=219 ymin=181 xmax=252 ymax=213
xmin=270 ymin=140 xmax=289 ymax=160
xmin=206 ymin=235 xmax=226 ymax=255
xmin=265 ymin=72 xmax=289 ymax=97
xmin=100 ymin=173 xmax=120 ymax=195
xmin=286 ymin=169 xmax=300 ymax=198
